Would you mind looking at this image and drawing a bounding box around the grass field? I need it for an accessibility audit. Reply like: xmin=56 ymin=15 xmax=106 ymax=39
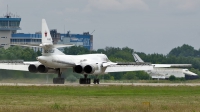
xmin=2 ymin=78 xmax=200 ymax=84
xmin=0 ymin=85 xmax=200 ymax=112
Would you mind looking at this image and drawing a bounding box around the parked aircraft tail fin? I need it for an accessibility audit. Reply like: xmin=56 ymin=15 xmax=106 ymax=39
xmin=133 ymin=53 xmax=144 ymax=63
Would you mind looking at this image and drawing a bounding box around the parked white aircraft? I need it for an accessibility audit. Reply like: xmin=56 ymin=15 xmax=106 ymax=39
xmin=133 ymin=53 xmax=192 ymax=68
xmin=0 ymin=19 xmax=153 ymax=84
xmin=133 ymin=53 xmax=198 ymax=79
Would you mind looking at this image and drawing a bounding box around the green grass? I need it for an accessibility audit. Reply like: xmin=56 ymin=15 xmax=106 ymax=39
xmin=0 ymin=85 xmax=200 ymax=111
xmin=2 ymin=78 xmax=200 ymax=84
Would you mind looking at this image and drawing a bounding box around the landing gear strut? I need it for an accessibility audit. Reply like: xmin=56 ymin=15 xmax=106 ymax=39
xmin=53 ymin=69 xmax=65 ymax=84
xmin=93 ymin=75 xmax=100 ymax=84
xmin=79 ymin=74 xmax=91 ymax=84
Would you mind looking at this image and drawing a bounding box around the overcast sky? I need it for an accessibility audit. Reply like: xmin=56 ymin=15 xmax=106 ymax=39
xmin=0 ymin=0 xmax=200 ymax=54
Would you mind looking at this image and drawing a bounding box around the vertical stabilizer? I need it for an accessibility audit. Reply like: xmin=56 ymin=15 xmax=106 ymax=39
xmin=41 ymin=19 xmax=65 ymax=56
xmin=133 ymin=53 xmax=144 ymax=63
xmin=42 ymin=19 xmax=53 ymax=45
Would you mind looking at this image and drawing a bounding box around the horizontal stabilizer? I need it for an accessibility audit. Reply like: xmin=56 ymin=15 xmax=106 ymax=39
xmin=11 ymin=44 xmax=74 ymax=48
xmin=53 ymin=44 xmax=74 ymax=48
xmin=11 ymin=44 xmax=40 ymax=47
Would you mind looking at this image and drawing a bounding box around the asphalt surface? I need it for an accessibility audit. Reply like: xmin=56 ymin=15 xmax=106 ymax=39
xmin=0 ymin=83 xmax=200 ymax=86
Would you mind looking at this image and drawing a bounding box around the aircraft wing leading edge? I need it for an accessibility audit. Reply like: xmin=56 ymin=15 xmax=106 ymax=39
xmin=0 ymin=63 xmax=29 ymax=71
xmin=0 ymin=62 xmax=153 ymax=73
xmin=0 ymin=61 xmax=40 ymax=71
xmin=105 ymin=65 xmax=153 ymax=72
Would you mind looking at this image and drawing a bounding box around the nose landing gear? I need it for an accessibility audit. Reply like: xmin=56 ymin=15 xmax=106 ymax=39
xmin=93 ymin=75 xmax=100 ymax=84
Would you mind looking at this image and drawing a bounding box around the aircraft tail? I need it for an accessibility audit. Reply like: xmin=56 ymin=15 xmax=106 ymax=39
xmin=41 ymin=19 xmax=66 ymax=56
xmin=133 ymin=53 xmax=144 ymax=63
xmin=41 ymin=19 xmax=53 ymax=45
xmin=10 ymin=19 xmax=73 ymax=56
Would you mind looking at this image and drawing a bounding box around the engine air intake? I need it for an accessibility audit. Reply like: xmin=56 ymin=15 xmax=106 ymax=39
xmin=28 ymin=64 xmax=38 ymax=73
xmin=84 ymin=65 xmax=93 ymax=74
xmin=74 ymin=65 xmax=83 ymax=73
xmin=38 ymin=65 xmax=48 ymax=73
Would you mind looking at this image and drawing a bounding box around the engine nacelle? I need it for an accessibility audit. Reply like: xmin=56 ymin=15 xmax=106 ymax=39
xmin=73 ymin=65 xmax=84 ymax=74
xmin=38 ymin=65 xmax=48 ymax=73
xmin=73 ymin=64 xmax=101 ymax=74
xmin=28 ymin=64 xmax=39 ymax=73
xmin=84 ymin=65 xmax=96 ymax=74
xmin=37 ymin=64 xmax=58 ymax=73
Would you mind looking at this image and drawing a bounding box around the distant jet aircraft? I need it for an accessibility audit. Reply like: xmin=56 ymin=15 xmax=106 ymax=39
xmin=133 ymin=53 xmax=192 ymax=68
xmin=0 ymin=19 xmax=153 ymax=84
xmin=133 ymin=53 xmax=198 ymax=79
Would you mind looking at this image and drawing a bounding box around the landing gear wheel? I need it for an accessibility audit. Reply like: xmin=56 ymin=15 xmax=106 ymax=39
xmin=79 ymin=74 xmax=91 ymax=84
xmin=53 ymin=78 xmax=65 ymax=84
xmin=87 ymin=78 xmax=91 ymax=84
xmin=79 ymin=78 xmax=91 ymax=84
xmin=93 ymin=79 xmax=100 ymax=84
xmin=53 ymin=68 xmax=65 ymax=84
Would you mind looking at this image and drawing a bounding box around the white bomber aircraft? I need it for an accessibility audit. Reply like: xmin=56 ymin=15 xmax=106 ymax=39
xmin=0 ymin=19 xmax=153 ymax=84
xmin=133 ymin=53 xmax=198 ymax=79
xmin=133 ymin=53 xmax=192 ymax=68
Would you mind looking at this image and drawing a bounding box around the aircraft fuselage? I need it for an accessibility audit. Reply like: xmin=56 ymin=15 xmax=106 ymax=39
xmin=37 ymin=54 xmax=109 ymax=68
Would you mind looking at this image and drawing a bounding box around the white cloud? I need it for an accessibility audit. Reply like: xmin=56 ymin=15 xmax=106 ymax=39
xmin=159 ymin=0 xmax=200 ymax=12
xmin=86 ymin=0 xmax=149 ymax=11
xmin=177 ymin=0 xmax=199 ymax=11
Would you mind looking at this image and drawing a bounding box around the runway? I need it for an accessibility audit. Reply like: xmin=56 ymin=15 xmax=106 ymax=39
xmin=0 ymin=82 xmax=200 ymax=86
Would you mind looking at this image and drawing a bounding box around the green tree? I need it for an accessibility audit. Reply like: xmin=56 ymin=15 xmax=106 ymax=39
xmin=169 ymin=75 xmax=176 ymax=81
xmin=64 ymin=46 xmax=90 ymax=55
xmin=123 ymin=72 xmax=138 ymax=80
xmin=168 ymin=44 xmax=199 ymax=57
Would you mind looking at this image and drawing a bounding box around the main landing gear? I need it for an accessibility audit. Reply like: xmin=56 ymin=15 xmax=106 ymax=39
xmin=79 ymin=74 xmax=91 ymax=84
xmin=93 ymin=79 xmax=99 ymax=84
xmin=93 ymin=75 xmax=100 ymax=84
xmin=79 ymin=75 xmax=100 ymax=84
xmin=53 ymin=69 xmax=65 ymax=84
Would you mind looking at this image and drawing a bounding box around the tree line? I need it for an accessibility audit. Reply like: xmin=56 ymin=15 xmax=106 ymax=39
xmin=0 ymin=44 xmax=200 ymax=81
